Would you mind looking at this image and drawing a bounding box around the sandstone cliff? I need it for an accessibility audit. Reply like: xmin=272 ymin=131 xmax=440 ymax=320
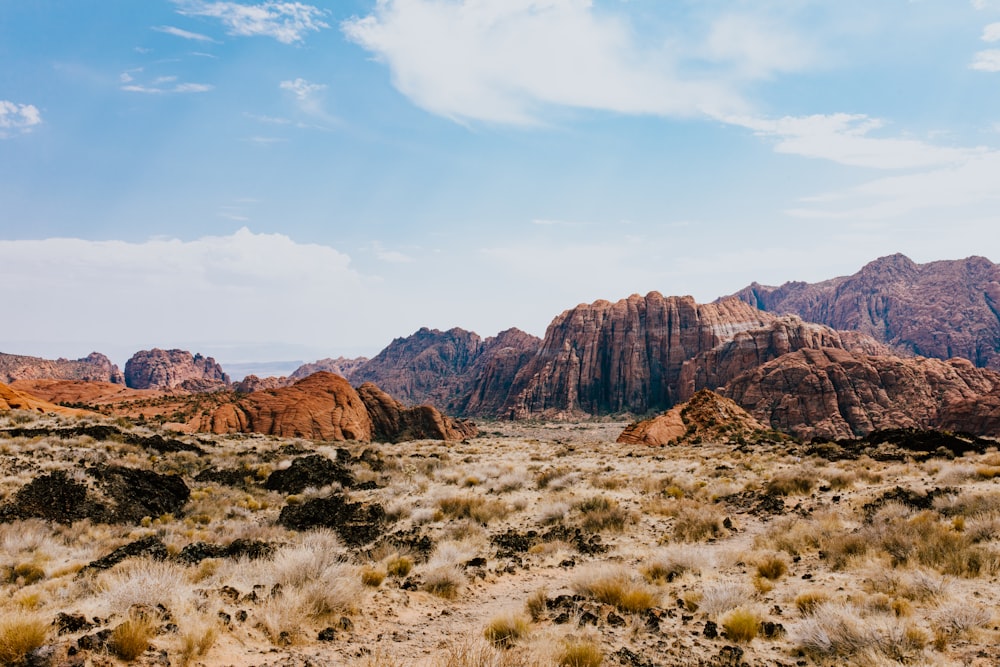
xmin=617 ymin=389 xmax=769 ymax=446
xmin=500 ymin=294 xmax=774 ymax=419
xmin=234 ymin=375 xmax=290 ymax=393
xmin=289 ymin=356 xmax=369 ymax=382
xmin=721 ymin=348 xmax=1000 ymax=440
xmin=124 ymin=349 xmax=230 ymax=391
xmin=0 ymin=352 xmax=124 ymax=385
xmin=730 ymin=254 xmax=1000 ymax=370
xmin=357 ymin=382 xmax=478 ymax=443
xmin=676 ymin=317 xmax=888 ymax=402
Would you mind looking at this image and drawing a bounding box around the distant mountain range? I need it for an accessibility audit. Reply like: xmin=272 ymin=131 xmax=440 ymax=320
xmin=4 ymin=254 xmax=1000 ymax=439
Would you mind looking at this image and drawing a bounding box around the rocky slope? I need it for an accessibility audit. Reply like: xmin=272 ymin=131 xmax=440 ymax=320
xmin=617 ymin=389 xmax=770 ymax=446
xmin=124 ymin=348 xmax=230 ymax=391
xmin=499 ymin=294 xmax=774 ymax=419
xmin=730 ymin=254 xmax=1000 ymax=370
xmin=201 ymin=372 xmax=475 ymax=442
xmin=233 ymin=375 xmax=290 ymax=393
xmin=350 ymin=327 xmax=541 ymax=415
xmin=721 ymin=348 xmax=1000 ymax=440
xmin=676 ymin=317 xmax=888 ymax=402
xmin=0 ymin=382 xmax=93 ymax=417
xmin=288 ymin=356 xmax=369 ymax=382
xmin=0 ymin=352 xmax=124 ymax=384
xmin=9 ymin=379 xmax=157 ymax=406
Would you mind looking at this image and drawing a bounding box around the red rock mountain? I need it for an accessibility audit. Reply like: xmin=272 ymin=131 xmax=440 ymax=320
xmin=234 ymin=375 xmax=291 ymax=393
xmin=124 ymin=349 xmax=230 ymax=391
xmin=721 ymin=348 xmax=1000 ymax=440
xmin=289 ymin=356 xmax=369 ymax=382
xmin=0 ymin=352 xmax=124 ymax=385
xmin=498 ymin=294 xmax=775 ymax=419
xmin=730 ymin=254 xmax=1000 ymax=370
xmin=201 ymin=372 xmax=475 ymax=443
xmin=349 ymin=327 xmax=541 ymax=415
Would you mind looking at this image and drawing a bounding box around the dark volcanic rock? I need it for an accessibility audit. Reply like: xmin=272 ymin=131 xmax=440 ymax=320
xmin=501 ymin=294 xmax=774 ymax=419
xmin=176 ymin=539 xmax=274 ymax=564
xmin=264 ymin=454 xmax=355 ymax=493
xmin=721 ymin=347 xmax=1000 ymax=440
xmin=277 ymin=494 xmax=389 ymax=546
xmin=0 ymin=424 xmax=203 ymax=454
xmin=194 ymin=467 xmax=257 ymax=489
xmin=357 ymin=383 xmax=478 ymax=443
xmin=0 ymin=351 xmax=124 ymax=385
xmin=730 ymin=254 xmax=1000 ymax=370
xmin=85 ymin=465 xmax=191 ymax=523
xmin=0 ymin=471 xmax=98 ymax=524
xmin=124 ymin=348 xmax=230 ymax=391
xmin=83 ymin=535 xmax=168 ymax=572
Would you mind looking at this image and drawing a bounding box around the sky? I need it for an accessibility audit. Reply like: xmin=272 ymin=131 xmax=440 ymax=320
xmin=3 ymin=0 xmax=1000 ymax=368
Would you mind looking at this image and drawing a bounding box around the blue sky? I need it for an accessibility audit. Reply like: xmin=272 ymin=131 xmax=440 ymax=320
xmin=3 ymin=0 xmax=1000 ymax=367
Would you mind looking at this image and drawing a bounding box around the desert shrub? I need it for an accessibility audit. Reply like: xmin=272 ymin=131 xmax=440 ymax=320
xmin=525 ymin=588 xmax=548 ymax=621
xmin=98 ymin=558 xmax=191 ymax=615
xmin=794 ymin=590 xmax=830 ymax=615
xmin=422 ymin=564 xmax=466 ymax=599
xmin=535 ymin=467 xmax=569 ymax=489
xmin=755 ymin=554 xmax=788 ymax=580
xmin=176 ymin=613 xmax=219 ymax=666
xmin=929 ymin=601 xmax=993 ymax=637
xmin=557 ymin=639 xmax=603 ymax=667
xmin=0 ymin=612 xmax=48 ymax=666
xmin=820 ymin=532 xmax=870 ymax=570
xmin=483 ymin=612 xmax=530 ymax=648
xmin=386 ymin=554 xmax=413 ymax=578
xmin=669 ymin=500 xmax=727 ymax=543
xmin=791 ymin=603 xmax=873 ymax=657
xmin=361 ymin=566 xmax=386 ymax=587
xmin=766 ymin=470 xmax=816 ymax=496
xmin=438 ymin=495 xmax=510 ymax=524
xmin=108 ymin=609 xmax=158 ymax=661
xmin=299 ymin=567 xmax=363 ymax=618
xmin=641 ymin=545 xmax=707 ymax=583
xmin=722 ymin=607 xmax=761 ymax=643
xmin=698 ymin=581 xmax=754 ymax=618
xmin=573 ymin=567 xmax=658 ymax=614
xmin=574 ymin=497 xmax=633 ymax=533
xmin=256 ymin=589 xmax=306 ymax=644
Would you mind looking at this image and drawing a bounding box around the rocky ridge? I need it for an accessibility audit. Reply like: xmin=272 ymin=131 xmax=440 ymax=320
xmin=0 ymin=381 xmax=93 ymax=417
xmin=730 ymin=254 xmax=1000 ymax=370
xmin=289 ymin=356 xmax=369 ymax=382
xmin=617 ymin=389 xmax=772 ymax=446
xmin=0 ymin=351 xmax=124 ymax=385
xmin=124 ymin=348 xmax=230 ymax=391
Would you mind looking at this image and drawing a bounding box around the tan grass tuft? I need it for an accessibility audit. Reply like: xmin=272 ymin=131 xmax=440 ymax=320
xmin=482 ymin=612 xmax=530 ymax=648
xmin=0 ymin=612 xmax=48 ymax=666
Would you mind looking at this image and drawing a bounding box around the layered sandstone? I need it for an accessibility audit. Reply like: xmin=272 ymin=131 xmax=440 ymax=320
xmin=721 ymin=348 xmax=1000 ymax=440
xmin=731 ymin=254 xmax=1000 ymax=370
xmin=617 ymin=389 xmax=768 ymax=446
xmin=501 ymin=294 xmax=774 ymax=419
xmin=0 ymin=382 xmax=93 ymax=417
xmin=234 ymin=375 xmax=290 ymax=393
xmin=289 ymin=357 xmax=369 ymax=382
xmin=357 ymin=383 xmax=478 ymax=443
xmin=676 ymin=317 xmax=888 ymax=402
xmin=9 ymin=379 xmax=158 ymax=406
xmin=0 ymin=352 xmax=124 ymax=385
xmin=124 ymin=349 xmax=230 ymax=391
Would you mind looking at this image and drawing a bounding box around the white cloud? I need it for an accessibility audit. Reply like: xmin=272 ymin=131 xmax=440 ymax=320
xmin=0 ymin=100 xmax=42 ymax=137
xmin=971 ymin=49 xmax=1000 ymax=71
xmin=279 ymin=78 xmax=337 ymax=125
xmin=175 ymin=1 xmax=329 ymax=44
xmin=121 ymin=73 xmax=214 ymax=94
xmin=279 ymin=77 xmax=326 ymax=101
xmin=983 ymin=22 xmax=1000 ymax=42
xmin=726 ymin=113 xmax=986 ymax=169
xmin=154 ymin=25 xmax=218 ymax=42
xmin=0 ymin=229 xmax=374 ymax=351
xmin=373 ymin=241 xmax=415 ymax=264
xmin=702 ymin=13 xmax=817 ymax=80
xmin=342 ymin=0 xmax=744 ymax=124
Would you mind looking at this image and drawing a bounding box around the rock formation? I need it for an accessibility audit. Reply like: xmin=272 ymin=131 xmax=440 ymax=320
xmin=676 ymin=317 xmax=888 ymax=402
xmin=203 ymin=372 xmax=372 ymax=441
xmin=201 ymin=372 xmax=474 ymax=443
xmin=124 ymin=348 xmax=230 ymax=391
xmin=234 ymin=374 xmax=290 ymax=393
xmin=350 ymin=327 xmax=541 ymax=415
xmin=500 ymin=294 xmax=774 ymax=419
xmin=730 ymin=254 xmax=1000 ymax=370
xmin=0 ymin=351 xmax=124 ymax=384
xmin=9 ymin=379 xmax=156 ymax=407
xmin=721 ymin=348 xmax=1000 ymax=440
xmin=357 ymin=382 xmax=478 ymax=443
xmin=0 ymin=381 xmax=92 ymax=417
xmin=617 ymin=389 xmax=770 ymax=446
xmin=289 ymin=356 xmax=369 ymax=382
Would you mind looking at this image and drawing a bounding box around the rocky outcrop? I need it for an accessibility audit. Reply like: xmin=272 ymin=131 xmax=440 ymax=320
xmin=125 ymin=349 xmax=230 ymax=391
xmin=202 ymin=372 xmax=373 ymax=441
xmin=676 ymin=317 xmax=888 ymax=402
xmin=730 ymin=254 xmax=1000 ymax=370
xmin=357 ymin=382 xmax=478 ymax=443
xmin=617 ymin=389 xmax=770 ymax=446
xmin=201 ymin=372 xmax=473 ymax=442
xmin=500 ymin=294 xmax=775 ymax=419
xmin=289 ymin=357 xmax=369 ymax=382
xmin=0 ymin=351 xmax=124 ymax=384
xmin=234 ymin=374 xmax=290 ymax=393
xmin=9 ymin=379 xmax=157 ymax=406
xmin=936 ymin=388 xmax=1000 ymax=436
xmin=349 ymin=327 xmax=542 ymax=415
xmin=0 ymin=381 xmax=92 ymax=417
xmin=721 ymin=348 xmax=1000 ymax=440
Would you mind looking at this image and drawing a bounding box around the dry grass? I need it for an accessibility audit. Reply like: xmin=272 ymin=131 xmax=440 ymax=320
xmin=722 ymin=607 xmax=761 ymax=643
xmin=108 ymin=608 xmax=158 ymax=660
xmin=573 ymin=567 xmax=658 ymax=614
xmin=482 ymin=612 xmax=530 ymax=648
xmin=667 ymin=499 xmax=728 ymax=542
xmin=755 ymin=554 xmax=787 ymax=580
xmin=0 ymin=612 xmax=48 ymax=666
xmin=438 ymin=495 xmax=510 ymax=524
xmin=574 ymin=497 xmax=634 ymax=532
xmin=557 ymin=638 xmax=603 ymax=667
xmin=765 ymin=469 xmax=816 ymax=496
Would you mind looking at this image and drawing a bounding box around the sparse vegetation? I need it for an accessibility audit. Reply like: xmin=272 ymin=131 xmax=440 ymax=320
xmin=0 ymin=612 xmax=48 ymax=666
xmin=482 ymin=612 xmax=530 ymax=648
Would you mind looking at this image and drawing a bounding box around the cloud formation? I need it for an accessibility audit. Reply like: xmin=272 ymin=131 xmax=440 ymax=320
xmin=971 ymin=49 xmax=1000 ymax=71
xmin=175 ymin=1 xmax=329 ymax=44
xmin=342 ymin=0 xmax=745 ymax=124
xmin=0 ymin=100 xmax=42 ymax=137
xmin=154 ymin=25 xmax=218 ymax=42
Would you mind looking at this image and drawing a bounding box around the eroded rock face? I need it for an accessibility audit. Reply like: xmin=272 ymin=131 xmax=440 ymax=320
xmin=234 ymin=374 xmax=290 ymax=393
xmin=289 ymin=357 xmax=369 ymax=382
xmin=458 ymin=328 xmax=544 ymax=417
xmin=677 ymin=317 xmax=888 ymax=402
xmin=0 ymin=351 xmax=124 ymax=384
xmin=501 ymin=294 xmax=774 ymax=419
xmin=730 ymin=254 xmax=1000 ymax=370
xmin=721 ymin=348 xmax=1000 ymax=440
xmin=617 ymin=389 xmax=770 ymax=446
xmin=357 ymin=383 xmax=478 ymax=443
xmin=202 ymin=372 xmax=373 ymax=441
xmin=124 ymin=348 xmax=230 ymax=391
